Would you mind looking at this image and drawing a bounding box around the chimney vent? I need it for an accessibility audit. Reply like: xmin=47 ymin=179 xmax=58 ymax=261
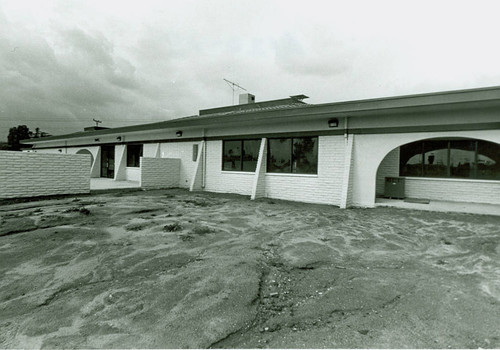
xmin=239 ymin=93 xmax=255 ymax=105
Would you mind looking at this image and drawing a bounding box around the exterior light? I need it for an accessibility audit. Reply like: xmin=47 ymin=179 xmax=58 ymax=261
xmin=176 ymin=131 xmax=183 ymax=137
xmin=116 ymin=136 xmax=122 ymax=141
xmin=58 ymin=149 xmax=62 ymax=153
xmin=328 ymin=118 xmax=339 ymax=128
xmin=94 ymin=138 xmax=100 ymax=142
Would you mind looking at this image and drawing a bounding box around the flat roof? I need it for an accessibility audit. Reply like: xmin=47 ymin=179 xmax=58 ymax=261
xmin=22 ymin=85 xmax=500 ymax=144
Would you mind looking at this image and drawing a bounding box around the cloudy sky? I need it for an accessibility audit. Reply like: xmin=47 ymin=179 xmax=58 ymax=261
xmin=1 ymin=0 xmax=500 ymax=141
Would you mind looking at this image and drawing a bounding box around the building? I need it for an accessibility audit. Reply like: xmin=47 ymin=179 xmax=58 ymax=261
xmin=22 ymin=86 xmax=500 ymax=208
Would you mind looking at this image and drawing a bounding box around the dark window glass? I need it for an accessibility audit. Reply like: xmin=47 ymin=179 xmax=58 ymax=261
xmin=450 ymin=140 xmax=475 ymax=178
xmin=399 ymin=139 xmax=500 ymax=181
xmin=477 ymin=141 xmax=500 ymax=180
xmin=292 ymin=137 xmax=318 ymax=174
xmin=267 ymin=137 xmax=318 ymax=174
xmin=268 ymin=138 xmax=292 ymax=173
xmin=126 ymin=144 xmax=143 ymax=167
xmin=242 ymin=139 xmax=260 ymax=172
xmin=400 ymin=141 xmax=423 ymax=176
xmin=222 ymin=139 xmax=260 ymax=172
xmin=423 ymin=140 xmax=449 ymax=177
xmin=222 ymin=140 xmax=241 ymax=171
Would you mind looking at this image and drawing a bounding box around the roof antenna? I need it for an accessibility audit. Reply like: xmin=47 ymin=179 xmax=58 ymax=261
xmin=223 ymin=78 xmax=247 ymax=105
xmin=93 ymin=118 xmax=102 ymax=127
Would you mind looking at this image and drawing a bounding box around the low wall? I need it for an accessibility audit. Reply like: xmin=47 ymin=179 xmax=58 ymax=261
xmin=0 ymin=151 xmax=90 ymax=199
xmin=140 ymin=157 xmax=180 ymax=189
xmin=405 ymin=177 xmax=500 ymax=205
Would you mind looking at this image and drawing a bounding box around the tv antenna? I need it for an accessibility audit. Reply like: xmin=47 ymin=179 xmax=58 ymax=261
xmin=223 ymin=78 xmax=247 ymax=105
xmin=93 ymin=118 xmax=102 ymax=127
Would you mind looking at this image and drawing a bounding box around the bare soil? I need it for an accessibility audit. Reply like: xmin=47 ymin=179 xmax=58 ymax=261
xmin=0 ymin=189 xmax=499 ymax=349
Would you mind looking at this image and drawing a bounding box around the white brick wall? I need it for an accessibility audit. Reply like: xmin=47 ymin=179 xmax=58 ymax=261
xmin=0 ymin=151 xmax=90 ymax=199
xmin=376 ymin=148 xmax=400 ymax=196
xmin=265 ymin=136 xmax=345 ymax=205
xmin=203 ymin=136 xmax=345 ymax=204
xmin=204 ymin=140 xmax=256 ymax=196
xmin=405 ymin=177 xmax=500 ymax=205
xmin=140 ymin=157 xmax=180 ymax=189
xmin=160 ymin=142 xmax=200 ymax=188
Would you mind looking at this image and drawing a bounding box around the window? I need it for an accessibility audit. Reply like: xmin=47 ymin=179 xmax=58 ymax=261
xmin=267 ymin=136 xmax=318 ymax=174
xmin=126 ymin=144 xmax=143 ymax=167
xmin=400 ymin=139 xmax=500 ymax=180
xmin=222 ymin=139 xmax=261 ymax=172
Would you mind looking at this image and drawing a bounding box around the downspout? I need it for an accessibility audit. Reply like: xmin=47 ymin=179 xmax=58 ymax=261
xmin=202 ymin=128 xmax=206 ymax=189
xmin=344 ymin=116 xmax=349 ymax=139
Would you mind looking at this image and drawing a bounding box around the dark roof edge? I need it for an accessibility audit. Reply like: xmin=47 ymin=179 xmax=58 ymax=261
xmin=21 ymin=85 xmax=500 ymax=145
xmin=314 ymin=84 xmax=500 ymax=108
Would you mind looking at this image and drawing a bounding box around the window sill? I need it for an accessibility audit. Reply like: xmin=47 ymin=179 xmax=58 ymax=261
xmin=221 ymin=170 xmax=255 ymax=175
xmin=265 ymin=172 xmax=318 ymax=178
xmin=403 ymin=176 xmax=500 ymax=184
xmin=126 ymin=166 xmax=140 ymax=169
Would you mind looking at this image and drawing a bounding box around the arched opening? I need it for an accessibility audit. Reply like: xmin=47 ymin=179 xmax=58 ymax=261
xmin=376 ymin=137 xmax=500 ymax=204
xmin=76 ymin=149 xmax=94 ymax=168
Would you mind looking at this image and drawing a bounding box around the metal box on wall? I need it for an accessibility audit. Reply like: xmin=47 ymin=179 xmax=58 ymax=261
xmin=385 ymin=177 xmax=405 ymax=199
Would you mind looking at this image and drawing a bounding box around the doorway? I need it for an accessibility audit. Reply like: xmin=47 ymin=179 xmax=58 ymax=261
xmin=100 ymin=145 xmax=115 ymax=178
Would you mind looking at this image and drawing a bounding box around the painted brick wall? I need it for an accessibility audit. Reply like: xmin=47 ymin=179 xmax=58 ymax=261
xmin=405 ymin=178 xmax=500 ymax=205
xmin=140 ymin=157 xmax=180 ymax=189
xmin=160 ymin=142 xmax=199 ymax=188
xmin=265 ymin=136 xmax=345 ymax=205
xmin=0 ymin=151 xmax=90 ymax=199
xmin=376 ymin=148 xmax=400 ymax=196
xmin=204 ymin=140 xmax=255 ymax=196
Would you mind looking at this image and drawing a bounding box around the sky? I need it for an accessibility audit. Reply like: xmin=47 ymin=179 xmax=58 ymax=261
xmin=1 ymin=0 xmax=500 ymax=141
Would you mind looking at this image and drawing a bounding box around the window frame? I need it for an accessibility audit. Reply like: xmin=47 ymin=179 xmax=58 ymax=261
xmin=399 ymin=139 xmax=500 ymax=181
xmin=221 ymin=139 xmax=261 ymax=172
xmin=126 ymin=144 xmax=143 ymax=168
xmin=266 ymin=136 xmax=318 ymax=175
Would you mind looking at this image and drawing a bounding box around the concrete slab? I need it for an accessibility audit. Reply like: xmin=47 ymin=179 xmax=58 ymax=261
xmin=90 ymin=178 xmax=140 ymax=190
xmin=376 ymin=197 xmax=500 ymax=216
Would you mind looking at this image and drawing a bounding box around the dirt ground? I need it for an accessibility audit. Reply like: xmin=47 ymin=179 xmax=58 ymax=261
xmin=0 ymin=189 xmax=499 ymax=349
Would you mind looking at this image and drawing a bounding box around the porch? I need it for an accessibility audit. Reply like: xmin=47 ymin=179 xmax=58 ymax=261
xmin=90 ymin=178 xmax=140 ymax=190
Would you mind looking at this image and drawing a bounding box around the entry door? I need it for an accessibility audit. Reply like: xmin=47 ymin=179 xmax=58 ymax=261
xmin=101 ymin=145 xmax=115 ymax=178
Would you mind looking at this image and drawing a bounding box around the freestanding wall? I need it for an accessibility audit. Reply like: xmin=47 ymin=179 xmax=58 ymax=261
xmin=140 ymin=157 xmax=180 ymax=189
xmin=0 ymin=151 xmax=90 ymax=199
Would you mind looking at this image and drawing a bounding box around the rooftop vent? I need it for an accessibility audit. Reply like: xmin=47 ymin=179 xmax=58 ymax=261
xmin=84 ymin=126 xmax=110 ymax=132
xmin=239 ymin=93 xmax=255 ymax=105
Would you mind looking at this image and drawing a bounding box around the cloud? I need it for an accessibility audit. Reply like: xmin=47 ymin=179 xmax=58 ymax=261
xmin=2 ymin=0 xmax=500 ymax=141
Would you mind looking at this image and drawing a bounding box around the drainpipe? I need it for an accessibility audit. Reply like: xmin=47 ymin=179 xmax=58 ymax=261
xmin=344 ymin=116 xmax=349 ymax=139
xmin=202 ymin=128 xmax=206 ymax=189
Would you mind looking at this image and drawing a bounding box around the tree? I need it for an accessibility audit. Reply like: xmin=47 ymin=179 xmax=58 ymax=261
xmin=7 ymin=125 xmax=31 ymax=151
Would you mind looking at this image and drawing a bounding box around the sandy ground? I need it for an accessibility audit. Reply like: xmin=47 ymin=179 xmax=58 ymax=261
xmin=0 ymin=189 xmax=499 ymax=349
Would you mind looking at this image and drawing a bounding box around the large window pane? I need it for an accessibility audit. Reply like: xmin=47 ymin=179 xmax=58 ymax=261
xmin=400 ymin=138 xmax=500 ymax=181
xmin=126 ymin=144 xmax=143 ymax=167
xmin=242 ymin=140 xmax=260 ymax=172
xmin=449 ymin=140 xmax=475 ymax=178
xmin=400 ymin=141 xmax=423 ymax=176
xmin=292 ymin=137 xmax=318 ymax=174
xmin=423 ymin=140 xmax=449 ymax=177
xmin=477 ymin=140 xmax=500 ymax=180
xmin=268 ymin=138 xmax=291 ymax=173
xmin=222 ymin=140 xmax=241 ymax=171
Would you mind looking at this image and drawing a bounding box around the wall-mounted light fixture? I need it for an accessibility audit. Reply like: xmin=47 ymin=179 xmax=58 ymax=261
xmin=176 ymin=130 xmax=183 ymax=137
xmin=116 ymin=136 xmax=122 ymax=141
xmin=58 ymin=149 xmax=62 ymax=153
xmin=328 ymin=118 xmax=339 ymax=128
xmin=94 ymin=138 xmax=100 ymax=142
